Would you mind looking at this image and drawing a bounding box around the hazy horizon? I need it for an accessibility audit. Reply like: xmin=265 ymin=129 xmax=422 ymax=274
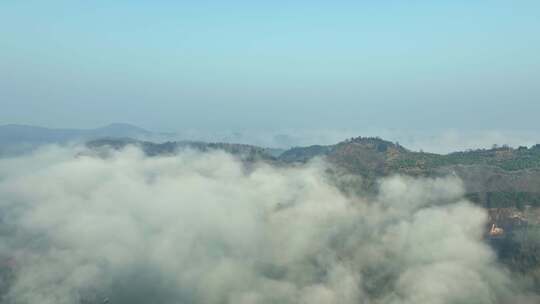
xmin=2 ymin=121 xmax=540 ymax=154
xmin=1 ymin=1 xmax=539 ymax=135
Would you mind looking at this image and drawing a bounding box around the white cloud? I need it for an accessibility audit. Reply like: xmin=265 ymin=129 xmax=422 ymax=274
xmin=0 ymin=146 xmax=537 ymax=303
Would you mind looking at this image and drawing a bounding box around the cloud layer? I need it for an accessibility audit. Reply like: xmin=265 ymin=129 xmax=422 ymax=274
xmin=0 ymin=146 xmax=535 ymax=303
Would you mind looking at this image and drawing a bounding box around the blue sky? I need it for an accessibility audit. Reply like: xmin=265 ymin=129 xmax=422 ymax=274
xmin=1 ymin=1 xmax=539 ymax=134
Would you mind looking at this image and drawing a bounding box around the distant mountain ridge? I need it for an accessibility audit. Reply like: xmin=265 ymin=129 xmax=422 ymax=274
xmin=0 ymin=123 xmax=158 ymax=155
xmin=0 ymin=123 xmax=152 ymax=143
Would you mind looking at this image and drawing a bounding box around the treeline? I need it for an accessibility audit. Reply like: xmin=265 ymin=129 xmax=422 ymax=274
xmin=391 ymin=144 xmax=540 ymax=171
xmin=466 ymin=192 xmax=540 ymax=209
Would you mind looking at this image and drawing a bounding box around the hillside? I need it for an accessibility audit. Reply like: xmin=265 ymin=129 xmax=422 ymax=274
xmin=279 ymin=136 xmax=540 ymax=173
xmin=277 ymin=136 xmax=540 ymax=205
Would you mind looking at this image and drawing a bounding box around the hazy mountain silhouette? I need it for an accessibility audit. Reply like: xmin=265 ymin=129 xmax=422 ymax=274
xmin=0 ymin=123 xmax=156 ymax=155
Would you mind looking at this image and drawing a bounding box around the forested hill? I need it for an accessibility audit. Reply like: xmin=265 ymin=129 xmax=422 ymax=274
xmin=278 ymin=136 xmax=540 ymax=208
xmin=280 ymin=136 xmax=540 ymax=173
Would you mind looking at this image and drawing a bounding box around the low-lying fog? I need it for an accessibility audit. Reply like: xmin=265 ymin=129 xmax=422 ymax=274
xmin=0 ymin=146 xmax=538 ymax=304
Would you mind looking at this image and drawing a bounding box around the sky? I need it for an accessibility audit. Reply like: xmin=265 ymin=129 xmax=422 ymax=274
xmin=1 ymin=1 xmax=539 ymax=136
